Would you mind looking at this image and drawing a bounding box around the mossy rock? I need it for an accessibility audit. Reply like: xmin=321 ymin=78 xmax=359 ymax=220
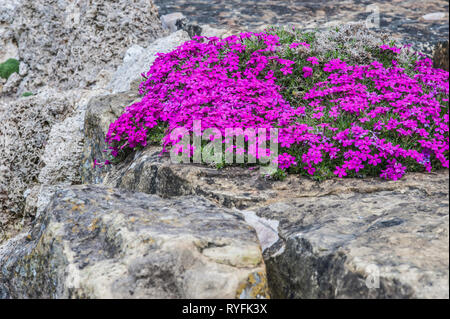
xmin=0 ymin=58 xmax=19 ymax=80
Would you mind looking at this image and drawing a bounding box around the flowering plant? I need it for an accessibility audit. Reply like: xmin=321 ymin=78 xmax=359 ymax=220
xmin=104 ymin=27 xmax=449 ymax=181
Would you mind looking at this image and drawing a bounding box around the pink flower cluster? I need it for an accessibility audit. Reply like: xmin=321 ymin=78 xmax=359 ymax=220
xmin=107 ymin=33 xmax=296 ymax=160
xmin=105 ymin=31 xmax=449 ymax=180
xmin=280 ymin=57 xmax=449 ymax=179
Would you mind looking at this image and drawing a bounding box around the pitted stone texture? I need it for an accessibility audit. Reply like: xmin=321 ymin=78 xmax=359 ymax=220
xmin=23 ymin=184 xmax=61 ymax=220
xmin=37 ymin=110 xmax=85 ymax=185
xmin=38 ymin=88 xmax=108 ymax=187
xmin=0 ymin=87 xmax=110 ymax=244
xmin=0 ymin=0 xmax=21 ymax=62
xmin=0 ymin=72 xmax=21 ymax=96
xmin=0 ymin=89 xmax=79 ymax=218
xmin=0 ymin=185 xmax=269 ymax=299
xmin=10 ymin=0 xmax=165 ymax=91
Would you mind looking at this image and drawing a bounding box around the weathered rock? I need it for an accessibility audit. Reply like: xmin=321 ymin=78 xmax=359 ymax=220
xmin=23 ymin=184 xmax=61 ymax=219
xmin=0 ymin=0 xmax=20 ymax=62
xmin=82 ymin=91 xmax=142 ymax=184
xmin=0 ymin=0 xmax=21 ymax=25
xmin=18 ymin=61 xmax=27 ymax=77
xmin=175 ymin=18 xmax=203 ymax=38
xmin=0 ymin=86 xmax=109 ymax=243
xmin=1 ymin=0 xmax=170 ymax=242
xmin=9 ymin=0 xmax=165 ymax=92
xmin=0 ymin=88 xmax=79 ymax=218
xmin=0 ymin=185 xmax=269 ymax=299
xmin=433 ymin=40 xmax=449 ymax=71
xmin=100 ymin=146 xmax=276 ymax=207
xmin=258 ymin=172 xmax=449 ymax=299
xmin=0 ymin=78 xmax=5 ymax=95
xmin=38 ymin=88 xmax=108 ymax=186
xmin=201 ymin=24 xmax=231 ymax=38
xmin=83 ymin=141 xmax=449 ymax=298
xmin=107 ymin=30 xmax=190 ymax=94
xmin=1 ymin=71 xmax=21 ymax=95
xmin=161 ymin=12 xmax=185 ymax=33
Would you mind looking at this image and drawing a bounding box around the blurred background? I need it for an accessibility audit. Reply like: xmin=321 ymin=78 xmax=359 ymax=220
xmin=155 ymin=0 xmax=449 ymax=54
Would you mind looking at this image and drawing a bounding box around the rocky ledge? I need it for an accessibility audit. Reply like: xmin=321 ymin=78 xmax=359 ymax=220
xmin=0 ymin=185 xmax=268 ymax=299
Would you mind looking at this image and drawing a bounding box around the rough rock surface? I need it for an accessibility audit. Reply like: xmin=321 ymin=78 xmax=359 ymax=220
xmin=0 ymin=185 xmax=269 ymax=299
xmin=1 ymin=0 xmax=448 ymax=300
xmin=0 ymin=2 xmax=181 ymax=241
xmin=0 ymin=0 xmax=20 ymax=62
xmin=81 ymin=141 xmax=449 ymax=298
xmin=1 ymin=72 xmax=21 ymax=96
xmin=0 ymin=87 xmax=108 ymax=241
xmin=0 ymin=89 xmax=79 ymax=218
xmin=7 ymin=0 xmax=165 ymax=92
xmin=68 ymin=16 xmax=450 ymax=297
xmin=38 ymin=89 xmax=108 ymax=186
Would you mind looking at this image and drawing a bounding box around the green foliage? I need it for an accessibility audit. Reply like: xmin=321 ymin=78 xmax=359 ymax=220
xmin=105 ymin=25 xmax=448 ymax=181
xmin=270 ymin=169 xmax=287 ymax=181
xmin=0 ymin=58 xmax=19 ymax=80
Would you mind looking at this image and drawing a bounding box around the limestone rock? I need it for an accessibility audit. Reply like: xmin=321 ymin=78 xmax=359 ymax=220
xmin=23 ymin=184 xmax=61 ymax=219
xmin=0 ymin=88 xmax=80 ymax=218
xmin=18 ymin=61 xmax=28 ymax=77
xmin=38 ymin=88 xmax=107 ymax=187
xmin=1 ymin=72 xmax=21 ymax=95
xmin=108 ymin=30 xmax=190 ymax=94
xmin=259 ymin=172 xmax=449 ymax=298
xmin=175 ymin=18 xmax=203 ymax=38
xmin=10 ymin=0 xmax=166 ymax=91
xmin=0 ymin=185 xmax=269 ymax=299
xmin=0 ymin=0 xmax=21 ymax=23
xmin=82 ymin=91 xmax=142 ymax=184
xmin=161 ymin=12 xmax=185 ymax=33
xmin=0 ymin=0 xmax=20 ymax=62
xmin=0 ymin=85 xmax=111 ymax=234
xmin=201 ymin=25 xmax=231 ymax=38
xmin=82 ymin=140 xmax=449 ymax=298
xmin=0 ymin=78 xmax=6 ymax=94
